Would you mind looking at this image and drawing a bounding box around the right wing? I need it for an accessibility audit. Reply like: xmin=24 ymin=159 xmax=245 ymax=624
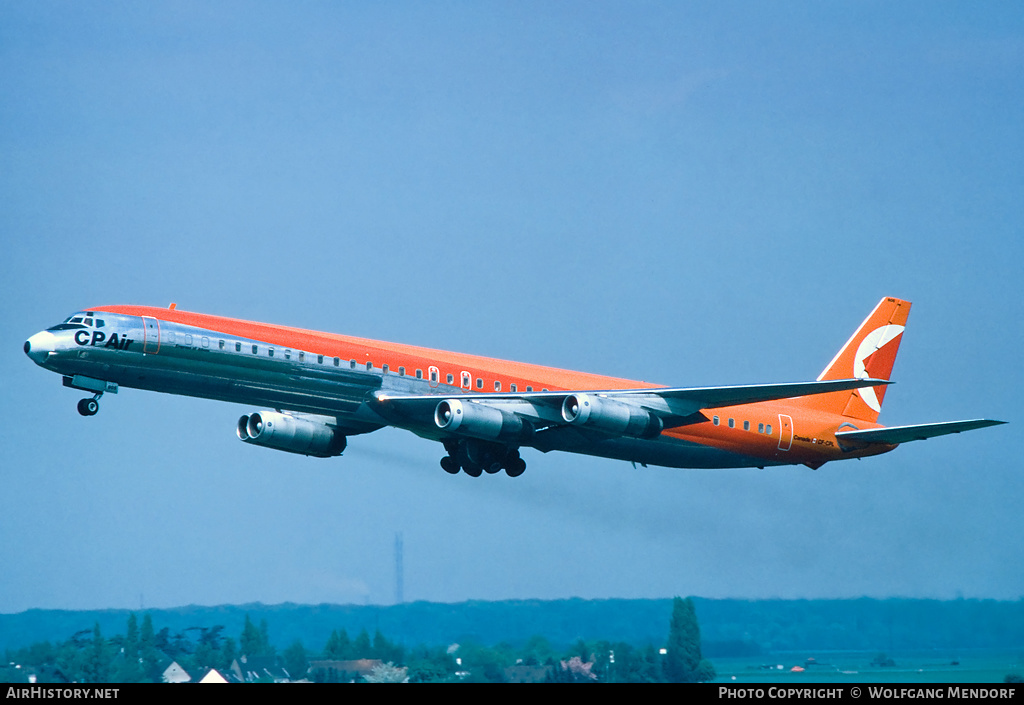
xmin=370 ymin=378 xmax=890 ymax=440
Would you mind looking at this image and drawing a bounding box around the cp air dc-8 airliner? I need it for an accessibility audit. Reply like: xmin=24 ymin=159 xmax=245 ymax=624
xmin=24 ymin=297 xmax=1003 ymax=477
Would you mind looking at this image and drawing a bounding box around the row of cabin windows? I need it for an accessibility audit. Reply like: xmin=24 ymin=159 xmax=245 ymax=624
xmin=213 ymin=337 xmax=546 ymax=392
xmin=712 ymin=415 xmax=772 ymax=436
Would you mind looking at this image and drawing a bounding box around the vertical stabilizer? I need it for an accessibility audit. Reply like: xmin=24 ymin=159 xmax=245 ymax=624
xmin=802 ymin=297 xmax=911 ymax=422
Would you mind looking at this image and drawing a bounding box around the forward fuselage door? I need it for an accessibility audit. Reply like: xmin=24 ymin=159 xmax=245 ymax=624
xmin=142 ymin=316 xmax=161 ymax=354
xmin=778 ymin=414 xmax=793 ymax=451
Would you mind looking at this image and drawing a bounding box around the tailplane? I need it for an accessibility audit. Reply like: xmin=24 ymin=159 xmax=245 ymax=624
xmin=799 ymin=297 xmax=911 ymax=423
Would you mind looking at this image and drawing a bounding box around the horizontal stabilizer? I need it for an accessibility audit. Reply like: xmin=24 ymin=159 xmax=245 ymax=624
xmin=835 ymin=419 xmax=1006 ymax=445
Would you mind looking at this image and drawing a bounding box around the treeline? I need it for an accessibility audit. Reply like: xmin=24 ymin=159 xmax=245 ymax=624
xmin=2 ymin=598 xmax=714 ymax=683
xmin=0 ymin=613 xmax=231 ymax=684
xmin=2 ymin=598 xmax=1022 ymax=658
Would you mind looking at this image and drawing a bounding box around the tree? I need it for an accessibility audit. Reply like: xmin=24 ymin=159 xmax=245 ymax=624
xmin=139 ymin=614 xmax=162 ymax=682
xmin=324 ymin=629 xmax=352 ymax=659
xmin=80 ymin=623 xmax=109 ymax=683
xmin=283 ymin=640 xmax=308 ymax=681
xmin=664 ymin=597 xmax=715 ymax=683
xmin=240 ymin=614 xmax=271 ymax=657
xmin=363 ymin=661 xmax=408 ymax=683
xmin=372 ymin=629 xmax=404 ymax=664
xmin=116 ymin=613 xmax=144 ymax=682
xmin=352 ymin=628 xmax=372 ymax=658
xmin=551 ymin=655 xmax=597 ymax=682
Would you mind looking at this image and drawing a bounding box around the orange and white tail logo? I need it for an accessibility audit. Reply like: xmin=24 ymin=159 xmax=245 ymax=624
xmin=803 ymin=297 xmax=911 ymax=422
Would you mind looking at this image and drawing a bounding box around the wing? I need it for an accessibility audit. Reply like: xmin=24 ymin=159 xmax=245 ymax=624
xmin=370 ymin=378 xmax=890 ymax=439
xmin=835 ymin=419 xmax=1006 ymax=446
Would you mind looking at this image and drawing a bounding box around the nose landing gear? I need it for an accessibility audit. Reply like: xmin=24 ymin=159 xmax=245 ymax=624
xmin=62 ymin=375 xmax=116 ymax=417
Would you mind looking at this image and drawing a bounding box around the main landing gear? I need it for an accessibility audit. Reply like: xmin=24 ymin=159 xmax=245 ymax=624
xmin=441 ymin=439 xmax=527 ymax=478
xmin=77 ymin=393 xmax=102 ymax=416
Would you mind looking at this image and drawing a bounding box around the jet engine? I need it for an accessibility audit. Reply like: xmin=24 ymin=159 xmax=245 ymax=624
xmin=561 ymin=393 xmax=664 ymax=439
xmin=236 ymin=411 xmax=347 ymax=457
xmin=434 ymin=399 xmax=532 ymax=442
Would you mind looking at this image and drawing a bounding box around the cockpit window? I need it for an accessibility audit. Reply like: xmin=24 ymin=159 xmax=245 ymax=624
xmin=50 ymin=313 xmax=91 ymax=331
xmin=49 ymin=312 xmax=104 ymax=331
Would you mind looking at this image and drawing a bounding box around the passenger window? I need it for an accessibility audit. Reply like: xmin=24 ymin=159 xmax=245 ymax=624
xmin=298 ymin=351 xmax=304 ymax=362
xmin=728 ymin=418 xmax=735 ymax=428
xmin=202 ymin=337 xmax=210 ymax=348
xmin=416 ymin=369 xmax=423 ymax=379
xmin=713 ymin=416 xmax=720 ymax=426
xmin=268 ymin=347 xmax=274 ymax=357
xmin=382 ymin=364 xmax=388 ymax=374
xmin=758 ymin=423 xmax=764 ymax=433
xmin=744 ymin=421 xmax=750 ymax=431
xmin=317 ymin=354 xmax=323 ymax=363
xmin=476 ymin=378 xmax=483 ymax=389
xmin=350 ymin=360 xmax=356 ymax=369
xmin=333 ymin=357 xmax=340 ymax=366
xmin=526 ymin=386 xmax=533 ymax=392
xmin=766 ymin=425 xmax=772 ymax=436
xmin=285 ymin=349 xmax=291 ymax=359
xmin=252 ymin=345 xmax=258 ymax=354
xmin=510 ymin=384 xmax=517 ymax=393
xmin=236 ymin=342 xmax=242 ymax=352
xmin=399 ymin=367 xmax=406 ymax=376
xmin=447 ymin=373 xmax=454 ymax=384
xmin=494 ymin=381 xmax=501 ymax=391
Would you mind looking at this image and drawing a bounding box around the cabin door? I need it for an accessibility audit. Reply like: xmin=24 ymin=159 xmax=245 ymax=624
xmin=777 ymin=414 xmax=793 ymax=451
xmin=142 ymin=316 xmax=161 ymax=354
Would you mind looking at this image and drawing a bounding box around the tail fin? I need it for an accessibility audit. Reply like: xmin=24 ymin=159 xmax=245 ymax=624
xmin=799 ymin=297 xmax=911 ymax=422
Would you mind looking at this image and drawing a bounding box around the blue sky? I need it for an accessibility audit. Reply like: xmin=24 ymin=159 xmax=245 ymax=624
xmin=1 ymin=2 xmax=1021 ymax=613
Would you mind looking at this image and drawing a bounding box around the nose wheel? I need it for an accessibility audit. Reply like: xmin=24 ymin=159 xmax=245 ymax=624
xmin=77 ymin=395 xmax=100 ymax=416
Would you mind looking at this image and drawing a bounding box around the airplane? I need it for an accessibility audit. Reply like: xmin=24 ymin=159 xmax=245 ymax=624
xmin=23 ymin=296 xmax=1003 ymax=477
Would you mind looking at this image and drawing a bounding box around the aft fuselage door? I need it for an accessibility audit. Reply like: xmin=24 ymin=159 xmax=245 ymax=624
xmin=142 ymin=316 xmax=161 ymax=354
xmin=778 ymin=414 xmax=793 ymax=451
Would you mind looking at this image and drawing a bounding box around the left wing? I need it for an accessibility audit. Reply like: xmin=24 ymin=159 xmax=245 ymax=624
xmin=835 ymin=419 xmax=1006 ymax=445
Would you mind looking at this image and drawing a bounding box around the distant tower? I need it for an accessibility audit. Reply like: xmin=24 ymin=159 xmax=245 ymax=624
xmin=394 ymin=532 xmax=404 ymax=604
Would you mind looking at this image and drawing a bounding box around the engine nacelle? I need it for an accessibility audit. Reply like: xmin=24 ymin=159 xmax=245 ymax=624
xmin=237 ymin=411 xmax=347 ymax=458
xmin=434 ymin=399 xmax=532 ymax=442
xmin=561 ymin=393 xmax=664 ymax=439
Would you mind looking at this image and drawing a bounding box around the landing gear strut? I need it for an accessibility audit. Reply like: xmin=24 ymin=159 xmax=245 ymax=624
xmin=77 ymin=394 xmax=101 ymax=416
xmin=439 ymin=439 xmax=527 ymax=478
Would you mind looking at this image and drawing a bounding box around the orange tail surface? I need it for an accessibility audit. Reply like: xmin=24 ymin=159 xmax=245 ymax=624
xmin=797 ymin=297 xmax=911 ymax=423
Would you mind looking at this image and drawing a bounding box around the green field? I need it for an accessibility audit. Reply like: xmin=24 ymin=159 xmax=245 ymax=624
xmin=714 ymin=650 xmax=1024 ymax=684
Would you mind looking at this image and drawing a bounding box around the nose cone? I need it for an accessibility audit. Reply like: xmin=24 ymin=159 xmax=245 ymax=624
xmin=24 ymin=331 xmax=56 ymax=365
